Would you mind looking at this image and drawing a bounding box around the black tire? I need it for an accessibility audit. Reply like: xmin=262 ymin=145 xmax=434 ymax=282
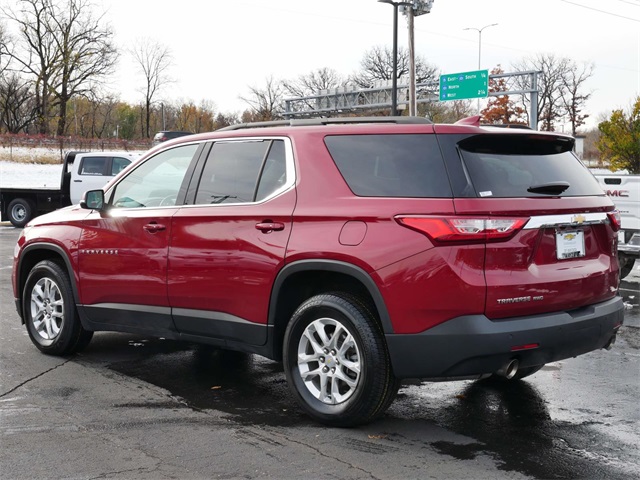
xmin=23 ymin=260 xmax=93 ymax=355
xmin=283 ymin=293 xmax=397 ymax=427
xmin=7 ymin=198 xmax=33 ymax=228
xmin=619 ymin=255 xmax=635 ymax=280
xmin=483 ymin=364 xmax=544 ymax=382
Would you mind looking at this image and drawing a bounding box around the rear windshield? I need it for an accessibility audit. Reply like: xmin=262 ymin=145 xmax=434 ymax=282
xmin=458 ymin=134 xmax=604 ymax=198
xmin=324 ymin=134 xmax=452 ymax=198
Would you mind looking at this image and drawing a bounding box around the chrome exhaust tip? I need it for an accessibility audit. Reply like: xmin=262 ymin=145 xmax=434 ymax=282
xmin=496 ymin=359 xmax=519 ymax=379
xmin=605 ymin=335 xmax=617 ymax=350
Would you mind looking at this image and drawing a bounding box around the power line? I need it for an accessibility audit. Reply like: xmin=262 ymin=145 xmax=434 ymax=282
xmin=613 ymin=0 xmax=640 ymax=6
xmin=560 ymin=0 xmax=640 ymax=22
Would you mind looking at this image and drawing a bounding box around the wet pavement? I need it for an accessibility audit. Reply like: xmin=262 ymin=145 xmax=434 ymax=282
xmin=1 ymin=225 xmax=639 ymax=479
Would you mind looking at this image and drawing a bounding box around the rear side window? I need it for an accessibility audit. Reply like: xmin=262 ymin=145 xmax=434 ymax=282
xmin=194 ymin=139 xmax=288 ymax=205
xmin=458 ymin=134 xmax=604 ymax=197
xmin=325 ymin=134 xmax=452 ymax=197
xmin=79 ymin=157 xmax=107 ymax=175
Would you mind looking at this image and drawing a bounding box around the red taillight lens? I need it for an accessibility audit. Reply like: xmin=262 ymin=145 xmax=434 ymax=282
xmin=607 ymin=210 xmax=621 ymax=232
xmin=397 ymin=216 xmax=529 ymax=244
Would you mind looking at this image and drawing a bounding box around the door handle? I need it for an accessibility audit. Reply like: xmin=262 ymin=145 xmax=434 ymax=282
xmin=255 ymin=222 xmax=285 ymax=233
xmin=143 ymin=223 xmax=166 ymax=233
xmin=74 ymin=180 xmax=82 ymax=182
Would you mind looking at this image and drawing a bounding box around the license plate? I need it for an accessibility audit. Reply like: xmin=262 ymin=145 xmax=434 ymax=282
xmin=556 ymin=230 xmax=585 ymax=260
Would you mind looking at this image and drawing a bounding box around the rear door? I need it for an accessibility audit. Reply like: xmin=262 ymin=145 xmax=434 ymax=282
xmin=167 ymin=137 xmax=296 ymax=345
xmin=448 ymin=132 xmax=619 ymax=319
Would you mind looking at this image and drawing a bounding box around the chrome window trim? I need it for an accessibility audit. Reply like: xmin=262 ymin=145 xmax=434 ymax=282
xmin=524 ymin=212 xmax=608 ymax=229
xmin=188 ymin=136 xmax=296 ymax=207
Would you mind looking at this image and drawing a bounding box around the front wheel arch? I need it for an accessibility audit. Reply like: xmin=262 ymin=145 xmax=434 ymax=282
xmin=16 ymin=243 xmax=81 ymax=323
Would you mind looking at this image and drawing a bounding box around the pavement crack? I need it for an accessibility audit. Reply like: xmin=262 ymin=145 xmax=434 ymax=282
xmin=0 ymin=358 xmax=73 ymax=399
xmin=266 ymin=429 xmax=383 ymax=480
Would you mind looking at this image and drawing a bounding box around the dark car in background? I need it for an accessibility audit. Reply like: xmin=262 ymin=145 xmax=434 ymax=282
xmin=152 ymin=131 xmax=193 ymax=146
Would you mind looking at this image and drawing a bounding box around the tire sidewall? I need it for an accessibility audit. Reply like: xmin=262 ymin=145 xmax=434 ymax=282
xmin=8 ymin=198 xmax=33 ymax=228
xmin=283 ymin=296 xmax=378 ymax=421
xmin=23 ymin=261 xmax=76 ymax=354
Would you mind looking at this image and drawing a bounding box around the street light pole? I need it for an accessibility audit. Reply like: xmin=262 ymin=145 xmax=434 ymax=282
xmin=379 ymin=0 xmax=412 ymax=116
xmin=464 ymin=23 xmax=498 ymax=114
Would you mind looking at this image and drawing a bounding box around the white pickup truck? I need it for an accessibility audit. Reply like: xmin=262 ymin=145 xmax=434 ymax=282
xmin=594 ymin=173 xmax=640 ymax=279
xmin=0 ymin=150 xmax=140 ymax=227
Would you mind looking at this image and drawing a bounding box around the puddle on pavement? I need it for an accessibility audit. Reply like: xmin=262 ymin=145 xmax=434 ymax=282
xmin=108 ymin=343 xmax=310 ymax=427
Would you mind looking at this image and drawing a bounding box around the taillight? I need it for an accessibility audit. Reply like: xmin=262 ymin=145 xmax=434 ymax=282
xmin=396 ymin=216 xmax=529 ymax=244
xmin=607 ymin=210 xmax=621 ymax=232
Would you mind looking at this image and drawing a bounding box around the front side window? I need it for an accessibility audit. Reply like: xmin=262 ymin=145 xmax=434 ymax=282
xmin=111 ymin=157 xmax=132 ymax=175
xmin=195 ymin=139 xmax=287 ymax=205
xmin=109 ymin=144 xmax=198 ymax=208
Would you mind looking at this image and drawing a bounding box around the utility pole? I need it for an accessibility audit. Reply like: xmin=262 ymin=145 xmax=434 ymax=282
xmin=403 ymin=1 xmax=434 ymax=117
xmin=379 ymin=0 xmax=414 ymax=116
xmin=463 ymin=23 xmax=498 ymax=114
xmin=407 ymin=8 xmax=416 ymax=116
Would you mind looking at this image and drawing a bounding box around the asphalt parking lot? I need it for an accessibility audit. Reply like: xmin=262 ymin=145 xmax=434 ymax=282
xmin=1 ymin=224 xmax=639 ymax=479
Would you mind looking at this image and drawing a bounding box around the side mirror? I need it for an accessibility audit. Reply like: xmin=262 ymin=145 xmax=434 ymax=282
xmin=80 ymin=190 xmax=105 ymax=210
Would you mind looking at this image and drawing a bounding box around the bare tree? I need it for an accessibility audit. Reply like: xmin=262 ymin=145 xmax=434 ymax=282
xmin=0 ymin=73 xmax=38 ymax=133
xmin=48 ymin=0 xmax=117 ymax=136
xmin=350 ymin=45 xmax=439 ymax=89
xmin=422 ymin=100 xmax=474 ymax=124
xmin=561 ymin=62 xmax=594 ymax=136
xmin=1 ymin=0 xmax=116 ymax=136
xmin=512 ymin=53 xmax=571 ymax=131
xmin=0 ymin=21 xmax=12 ymax=76
xmin=283 ymin=67 xmax=346 ymax=109
xmin=240 ymin=76 xmax=285 ymax=121
xmin=1 ymin=0 xmax=59 ymax=134
xmin=131 ymin=38 xmax=173 ymax=138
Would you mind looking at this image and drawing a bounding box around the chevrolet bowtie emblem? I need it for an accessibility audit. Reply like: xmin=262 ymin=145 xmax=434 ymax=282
xmin=572 ymin=214 xmax=586 ymax=224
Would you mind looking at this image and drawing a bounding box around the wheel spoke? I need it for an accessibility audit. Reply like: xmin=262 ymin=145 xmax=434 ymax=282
xmin=335 ymin=368 xmax=358 ymax=388
xmin=30 ymin=277 xmax=64 ymax=341
xmin=312 ymin=320 xmax=331 ymax=347
xmin=296 ymin=315 xmax=361 ymax=405
xmin=302 ymin=330 xmax=323 ymax=355
xmin=329 ymin=324 xmax=347 ymax=350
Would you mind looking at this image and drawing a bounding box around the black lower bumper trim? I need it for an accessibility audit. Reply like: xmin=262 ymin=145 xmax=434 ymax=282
xmin=386 ymin=296 xmax=624 ymax=379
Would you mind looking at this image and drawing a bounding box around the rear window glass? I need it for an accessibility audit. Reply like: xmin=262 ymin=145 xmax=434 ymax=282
xmin=458 ymin=135 xmax=604 ymax=198
xmin=324 ymin=134 xmax=452 ymax=198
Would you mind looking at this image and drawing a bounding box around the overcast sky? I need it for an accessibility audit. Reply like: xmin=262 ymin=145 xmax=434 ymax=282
xmin=99 ymin=0 xmax=640 ymax=129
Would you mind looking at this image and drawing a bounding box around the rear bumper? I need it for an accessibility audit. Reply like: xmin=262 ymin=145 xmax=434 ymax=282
xmin=386 ymin=296 xmax=624 ymax=379
xmin=619 ymin=230 xmax=640 ymax=258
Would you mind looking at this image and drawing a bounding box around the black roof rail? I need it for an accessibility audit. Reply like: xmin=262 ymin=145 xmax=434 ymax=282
xmin=217 ymin=116 xmax=433 ymax=131
xmin=481 ymin=123 xmax=532 ymax=130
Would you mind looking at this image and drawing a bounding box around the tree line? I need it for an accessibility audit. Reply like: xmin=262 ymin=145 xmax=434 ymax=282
xmin=0 ymin=0 xmax=637 ymax=172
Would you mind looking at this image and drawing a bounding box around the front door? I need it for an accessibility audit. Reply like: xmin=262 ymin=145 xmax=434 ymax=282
xmin=78 ymin=143 xmax=201 ymax=333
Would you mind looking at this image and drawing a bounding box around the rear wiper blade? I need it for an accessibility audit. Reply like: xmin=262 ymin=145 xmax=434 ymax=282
xmin=527 ymin=181 xmax=570 ymax=195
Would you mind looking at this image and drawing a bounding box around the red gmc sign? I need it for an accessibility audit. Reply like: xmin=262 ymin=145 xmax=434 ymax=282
xmin=606 ymin=190 xmax=630 ymax=197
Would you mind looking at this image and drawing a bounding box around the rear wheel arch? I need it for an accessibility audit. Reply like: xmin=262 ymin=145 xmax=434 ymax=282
xmin=268 ymin=260 xmax=393 ymax=361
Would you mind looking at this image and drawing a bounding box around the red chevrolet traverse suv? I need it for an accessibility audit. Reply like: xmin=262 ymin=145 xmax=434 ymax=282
xmin=12 ymin=116 xmax=624 ymax=426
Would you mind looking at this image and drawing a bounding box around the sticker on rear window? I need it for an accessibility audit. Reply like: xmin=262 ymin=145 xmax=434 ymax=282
xmin=479 ymin=191 xmax=493 ymax=197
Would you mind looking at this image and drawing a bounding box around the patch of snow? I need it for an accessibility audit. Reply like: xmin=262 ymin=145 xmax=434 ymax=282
xmin=0 ymin=161 xmax=62 ymax=189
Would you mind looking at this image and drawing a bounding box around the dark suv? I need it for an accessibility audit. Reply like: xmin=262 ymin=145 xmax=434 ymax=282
xmin=12 ymin=117 xmax=624 ymax=426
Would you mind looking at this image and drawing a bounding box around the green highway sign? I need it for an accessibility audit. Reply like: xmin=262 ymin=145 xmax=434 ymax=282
xmin=439 ymin=69 xmax=488 ymax=101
